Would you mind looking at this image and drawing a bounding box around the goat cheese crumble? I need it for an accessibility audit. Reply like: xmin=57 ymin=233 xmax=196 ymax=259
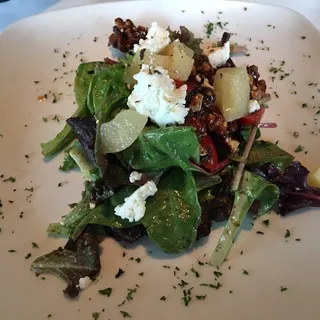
xmin=248 ymin=99 xmax=261 ymax=113
xmin=77 ymin=276 xmax=92 ymax=290
xmin=208 ymin=41 xmax=230 ymax=68
xmin=114 ymin=181 xmax=158 ymax=222
xmin=127 ymin=65 xmax=188 ymax=127
xmin=129 ymin=171 xmax=142 ymax=183
xmin=134 ymin=22 xmax=170 ymax=54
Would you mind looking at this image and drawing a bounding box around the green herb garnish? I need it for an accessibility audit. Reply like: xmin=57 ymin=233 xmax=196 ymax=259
xmin=98 ymin=287 xmax=112 ymax=297
xmin=120 ymin=311 xmax=132 ymax=318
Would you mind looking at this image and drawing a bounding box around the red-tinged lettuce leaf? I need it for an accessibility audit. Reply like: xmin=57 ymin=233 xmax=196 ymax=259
xmin=31 ymin=229 xmax=103 ymax=298
xmin=255 ymin=161 xmax=320 ymax=215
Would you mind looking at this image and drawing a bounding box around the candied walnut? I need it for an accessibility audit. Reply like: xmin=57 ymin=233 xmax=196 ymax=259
xmin=108 ymin=18 xmax=147 ymax=52
xmin=204 ymin=112 xmax=228 ymax=136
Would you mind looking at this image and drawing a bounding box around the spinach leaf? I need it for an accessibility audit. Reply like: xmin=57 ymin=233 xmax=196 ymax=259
xmin=31 ymin=230 xmax=102 ymax=298
xmin=210 ymin=170 xmax=279 ymax=267
xmin=142 ymin=168 xmax=201 ymax=253
xmin=193 ymin=173 xmax=222 ymax=192
xmin=240 ymin=125 xmax=261 ymax=141
xmin=247 ymin=141 xmax=294 ymax=171
xmin=121 ymin=126 xmax=200 ymax=171
xmin=40 ymin=62 xmax=104 ymax=157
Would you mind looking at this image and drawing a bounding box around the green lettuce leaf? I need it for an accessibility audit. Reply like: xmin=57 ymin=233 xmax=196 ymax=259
xmin=193 ymin=173 xmax=222 ymax=192
xmin=210 ymin=170 xmax=280 ymax=267
xmin=121 ymin=126 xmax=200 ymax=171
xmin=40 ymin=62 xmax=105 ymax=157
xmin=142 ymin=168 xmax=201 ymax=253
xmin=59 ymin=143 xmax=79 ymax=172
xmin=47 ymin=186 xmax=140 ymax=240
xmin=87 ymin=64 xmax=130 ymax=116
xmin=247 ymin=141 xmax=294 ymax=171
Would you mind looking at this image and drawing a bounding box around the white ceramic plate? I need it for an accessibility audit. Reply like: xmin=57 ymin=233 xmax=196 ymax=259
xmin=0 ymin=1 xmax=320 ymax=319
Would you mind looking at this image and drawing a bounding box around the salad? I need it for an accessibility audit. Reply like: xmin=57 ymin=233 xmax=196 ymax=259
xmin=31 ymin=18 xmax=320 ymax=298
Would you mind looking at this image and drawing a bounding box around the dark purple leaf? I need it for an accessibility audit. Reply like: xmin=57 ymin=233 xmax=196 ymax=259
xmin=67 ymin=117 xmax=97 ymax=165
xmin=255 ymin=161 xmax=320 ymax=215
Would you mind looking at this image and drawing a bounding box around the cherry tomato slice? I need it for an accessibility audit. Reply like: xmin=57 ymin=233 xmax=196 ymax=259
xmin=174 ymin=80 xmax=185 ymax=88
xmin=199 ymin=135 xmax=218 ymax=173
xmin=174 ymin=79 xmax=197 ymax=92
xmin=239 ymin=107 xmax=265 ymax=126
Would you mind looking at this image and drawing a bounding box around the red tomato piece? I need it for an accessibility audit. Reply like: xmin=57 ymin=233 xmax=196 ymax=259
xmin=239 ymin=107 xmax=265 ymax=126
xmin=199 ymin=135 xmax=218 ymax=173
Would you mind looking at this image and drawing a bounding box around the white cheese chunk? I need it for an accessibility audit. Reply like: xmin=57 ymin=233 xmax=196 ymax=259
xmin=134 ymin=22 xmax=170 ymax=54
xmin=248 ymin=99 xmax=261 ymax=113
xmin=208 ymin=41 xmax=230 ymax=68
xmin=129 ymin=171 xmax=142 ymax=183
xmin=127 ymin=64 xmax=188 ymax=127
xmin=114 ymin=181 xmax=158 ymax=222
xmin=78 ymin=276 xmax=92 ymax=290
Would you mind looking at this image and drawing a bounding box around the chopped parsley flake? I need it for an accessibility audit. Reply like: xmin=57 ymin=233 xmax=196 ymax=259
xmin=115 ymin=268 xmax=125 ymax=278
xmin=205 ymin=21 xmax=215 ymax=38
xmin=301 ymin=36 xmax=306 ymax=39
xmin=42 ymin=117 xmax=48 ymax=122
xmin=122 ymin=251 xmax=127 ymax=257
xmin=8 ymin=249 xmax=16 ymax=253
xmin=3 ymin=177 xmax=16 ymax=183
xmin=47 ymin=315 xmax=52 ymax=318
xmin=178 ymin=279 xmax=189 ymax=288
xmin=135 ymin=257 xmax=141 ymax=263
xmin=182 ymin=289 xmax=192 ymax=306
xmin=243 ymin=269 xmax=249 ymax=275
xmin=52 ymin=93 xmax=57 ymax=103
xmin=198 ymin=261 xmax=204 ymax=266
xmin=302 ymin=103 xmax=308 ymax=108
xmin=52 ymin=115 xmax=60 ymax=122
xmin=256 ymin=231 xmax=264 ymax=235
xmin=213 ymin=271 xmax=223 ymax=278
xmin=196 ymin=295 xmax=207 ymax=300
xmin=262 ymin=219 xmax=270 ymax=226
xmin=98 ymin=287 xmax=112 ymax=297
xmin=284 ymin=229 xmax=291 ymax=238
xmin=25 ymin=253 xmax=32 ymax=259
xmin=138 ymin=272 xmax=144 ymax=276
xmin=160 ymin=296 xmax=166 ymax=301
xmin=126 ymin=287 xmax=137 ymax=301
xmin=120 ymin=311 xmax=132 ymax=318
xmin=294 ymin=145 xmax=304 ymax=153
xmin=229 ymin=290 xmax=233 ymax=294
xmin=244 ymin=7 xmax=247 ymax=11
xmin=280 ymin=286 xmax=288 ymax=292
xmin=191 ymin=267 xmax=200 ymax=278
xmin=32 ymin=242 xmax=39 ymax=248
xmin=92 ymin=313 xmax=100 ymax=320
xmin=295 ymin=238 xmax=301 ymax=241
xmin=57 ymin=182 xmax=62 ymax=187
